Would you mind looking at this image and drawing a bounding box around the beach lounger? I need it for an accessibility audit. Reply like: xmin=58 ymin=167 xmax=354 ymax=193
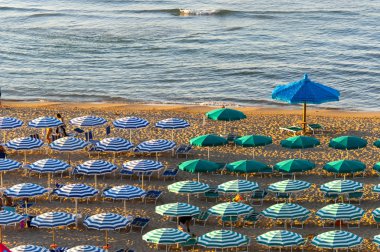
xmin=180 ymin=237 xmax=197 ymax=251
xmin=85 ymin=131 xmax=99 ymax=145
xmin=2 ymin=206 xmax=16 ymax=213
xmin=275 ymin=192 xmax=290 ymax=203
xmin=68 ymin=128 xmax=84 ymax=137
xmin=280 ymin=126 xmax=303 ymax=135
xmin=308 ymin=123 xmax=324 ymax=135
xmin=162 ymin=169 xmax=178 ymax=181
xmin=347 ymin=191 xmax=363 ymax=205
xmin=0 ymin=152 xmax=6 ymax=159
xmin=193 ymin=211 xmax=210 ymax=226
xmin=290 ymin=215 xmax=309 ymax=229
xmin=221 ymin=216 xmax=238 ymax=228
xmin=130 ymin=217 xmax=150 ymax=234
xmin=243 ymin=212 xmax=261 ymax=228
xmin=204 ymin=187 xmax=219 ymax=202
xmin=250 ymin=190 xmax=268 ymax=206
xmin=323 ymin=192 xmax=339 ymax=203
xmin=138 ymin=171 xmax=152 ymax=182
xmin=29 ymin=134 xmax=40 ymax=140
xmin=175 ymin=144 xmax=193 ymax=158
xmin=120 ymin=169 xmax=134 ymax=180
xmin=144 ymin=190 xmax=162 ymax=204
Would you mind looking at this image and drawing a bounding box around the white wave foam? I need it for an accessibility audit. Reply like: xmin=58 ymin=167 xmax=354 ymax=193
xmin=179 ymin=9 xmax=219 ymax=16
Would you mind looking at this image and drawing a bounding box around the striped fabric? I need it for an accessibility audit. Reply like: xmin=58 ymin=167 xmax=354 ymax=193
xmin=262 ymin=203 xmax=310 ymax=220
xmin=6 ymin=137 xmax=43 ymax=150
xmin=208 ymin=202 xmax=253 ymax=217
xmin=28 ymin=159 xmax=70 ymax=173
xmin=113 ymin=117 xmax=149 ymax=129
xmin=69 ymin=116 xmax=107 ymax=127
xmin=75 ymin=160 xmax=117 ymax=175
xmin=96 ymin=137 xmax=133 ymax=152
xmin=373 ymin=208 xmax=380 ymax=218
xmin=316 ymin=203 xmax=364 ymax=220
xmin=311 ymin=230 xmax=363 ymax=249
xmin=103 ymin=185 xmax=145 ymax=200
xmin=320 ymin=180 xmax=363 ymax=194
xmin=50 ymin=137 xmax=89 ymax=152
xmin=31 ymin=212 xmax=76 ymax=228
xmin=11 ymin=245 xmax=49 ymax=252
xmin=374 ymin=235 xmax=380 ymax=246
xmin=218 ymin=179 xmax=259 ymax=193
xmin=156 ymin=202 xmax=200 ymax=217
xmin=84 ymin=213 xmax=131 ymax=230
xmin=5 ymin=183 xmax=47 ymax=197
xmin=0 ymin=159 xmax=22 ymax=171
xmin=0 ymin=117 xmax=23 ymax=130
xmin=373 ymin=184 xmax=380 ymax=193
xmin=197 ymin=230 xmax=249 ymax=248
xmin=268 ymin=180 xmax=311 ymax=193
xmin=28 ymin=116 xmax=63 ymax=128
xmin=67 ymin=245 xmax=105 ymax=252
xmin=257 ymin=230 xmax=304 ymax=247
xmin=136 ymin=139 xmax=176 ymax=152
xmin=155 ymin=118 xmax=190 ymax=129
xmin=143 ymin=228 xmax=191 ymax=245
xmin=122 ymin=159 xmax=164 ymax=172
xmin=168 ymin=181 xmax=209 ymax=194
xmin=53 ymin=184 xmax=98 ymax=199
xmin=0 ymin=210 xmax=24 ymax=225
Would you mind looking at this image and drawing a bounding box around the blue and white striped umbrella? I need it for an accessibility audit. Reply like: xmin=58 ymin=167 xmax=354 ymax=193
xmin=5 ymin=183 xmax=47 ymax=198
xmin=76 ymin=160 xmax=117 ymax=175
xmin=373 ymin=184 xmax=380 ymax=193
xmin=0 ymin=117 xmax=23 ymax=130
xmin=136 ymin=139 xmax=176 ymax=153
xmin=28 ymin=116 xmax=63 ymax=128
xmin=262 ymin=203 xmax=310 ymax=220
xmin=143 ymin=228 xmax=191 ymax=245
xmin=316 ymin=203 xmax=364 ymax=221
xmin=96 ymin=137 xmax=133 ymax=152
xmin=50 ymin=137 xmax=89 ymax=152
xmin=374 ymin=235 xmax=380 ymax=247
xmin=0 ymin=159 xmax=22 ymax=171
xmin=11 ymin=245 xmax=49 ymax=252
xmin=155 ymin=118 xmax=190 ymax=129
xmin=103 ymin=185 xmax=146 ymax=214
xmin=31 ymin=212 xmax=76 ymax=228
xmin=28 ymin=159 xmax=70 ymax=173
xmin=6 ymin=137 xmax=43 ymax=150
xmin=113 ymin=117 xmax=149 ymax=129
xmin=218 ymin=179 xmax=259 ymax=193
xmin=268 ymin=180 xmax=311 ymax=193
xmin=208 ymin=202 xmax=253 ymax=217
xmin=84 ymin=213 xmax=132 ymax=230
xmin=67 ymin=245 xmax=105 ymax=252
xmin=197 ymin=230 xmax=249 ymax=249
xmin=320 ymin=180 xmax=363 ymax=194
xmin=69 ymin=116 xmax=107 ymax=127
xmin=156 ymin=203 xmax=200 ymax=217
xmin=372 ymin=208 xmax=380 ymax=218
xmin=0 ymin=210 xmax=24 ymax=225
xmin=257 ymin=230 xmax=304 ymax=247
xmin=122 ymin=159 xmax=164 ymax=172
xmin=311 ymin=230 xmax=363 ymax=249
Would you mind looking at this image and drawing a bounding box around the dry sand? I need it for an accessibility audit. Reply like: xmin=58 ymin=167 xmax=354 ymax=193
xmin=1 ymin=100 xmax=380 ymax=251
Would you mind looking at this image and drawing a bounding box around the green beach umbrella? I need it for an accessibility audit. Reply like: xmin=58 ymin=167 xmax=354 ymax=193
xmin=167 ymin=181 xmax=209 ymax=203
xmin=262 ymin=203 xmax=310 ymax=223
xmin=273 ymin=159 xmax=315 ymax=179
xmin=142 ymin=228 xmax=191 ymax=247
xmin=374 ymin=139 xmax=380 ymax=148
xmin=323 ymin=160 xmax=366 ymax=178
xmin=329 ymin=136 xmax=367 ymax=158
xmin=208 ymin=202 xmax=253 ymax=217
xmin=257 ymin=230 xmax=304 ymax=248
xmin=218 ymin=179 xmax=259 ymax=193
xmin=373 ymin=162 xmax=380 ymax=172
xmin=320 ymin=180 xmax=363 ymax=194
xmin=316 ymin=203 xmax=364 ymax=229
xmin=226 ymin=160 xmax=271 ymax=179
xmin=178 ymin=159 xmax=225 ymax=181
xmin=206 ymin=108 xmax=246 ymax=121
xmin=311 ymin=230 xmax=363 ymax=250
xmin=281 ymin=136 xmax=320 ymax=158
xmin=189 ymin=134 xmax=227 ymax=159
xmin=155 ymin=203 xmax=200 ymax=217
xmin=197 ymin=230 xmax=249 ymax=249
xmin=234 ymin=135 xmax=272 ymax=158
xmin=268 ymin=180 xmax=311 ymax=193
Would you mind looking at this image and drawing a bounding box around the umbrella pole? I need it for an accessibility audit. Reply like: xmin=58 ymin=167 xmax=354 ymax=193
xmin=0 ymin=172 xmax=3 ymax=188
xmin=198 ymin=172 xmax=200 ymax=182
xmin=95 ymin=175 xmax=98 ymax=189
xmin=124 ymin=200 xmax=127 ymax=215
xmin=48 ymin=173 xmax=51 ymax=188
xmin=187 ymin=194 xmax=190 ymax=204
xmin=207 ymin=147 xmax=210 ymax=160
xmin=68 ymin=153 xmax=71 ymax=165
xmin=141 ymin=174 xmax=144 ymax=190
xmin=24 ymin=150 xmax=27 ymax=164
xmin=0 ymin=226 xmax=2 ymax=243
xmin=52 ymin=228 xmax=55 ymax=246
xmin=252 ymin=149 xmax=255 ymax=159
xmin=302 ymin=102 xmax=307 ymax=134
xmin=129 ymin=129 xmax=132 ymax=142
xmin=25 ymin=199 xmax=28 ymax=215
xmin=105 ymin=230 xmax=108 ymax=248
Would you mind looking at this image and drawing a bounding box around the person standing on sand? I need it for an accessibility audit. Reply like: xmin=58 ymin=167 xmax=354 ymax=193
xmin=46 ymin=128 xmax=53 ymax=143
xmin=56 ymin=113 xmax=67 ymax=137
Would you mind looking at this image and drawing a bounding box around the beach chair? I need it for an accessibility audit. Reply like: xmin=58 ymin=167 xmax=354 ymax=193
xmin=224 ymin=133 xmax=240 ymax=142
xmin=242 ymin=212 xmax=261 ymax=228
xmin=29 ymin=134 xmax=40 ymax=140
xmin=347 ymin=191 xmax=363 ymax=205
xmin=275 ymin=192 xmax=290 ymax=203
xmin=0 ymin=152 xmax=6 ymax=159
xmin=2 ymin=206 xmax=16 ymax=213
xmin=308 ymin=123 xmax=324 ymax=135
xmin=68 ymin=128 xmax=84 ymax=137
xmin=144 ymin=190 xmax=162 ymax=204
xmin=280 ymin=126 xmax=303 ymax=135
xmin=180 ymin=237 xmax=197 ymax=251
xmin=373 ymin=215 xmax=380 ymax=228
xmin=323 ymin=192 xmax=339 ymax=203
xmin=221 ymin=216 xmax=238 ymax=228
xmin=85 ymin=131 xmax=99 ymax=145
xmin=105 ymin=125 xmax=111 ymax=136
xmin=250 ymin=190 xmax=268 ymax=206
xmin=193 ymin=211 xmax=210 ymax=226
xmin=120 ymin=169 xmax=134 ymax=180
xmin=175 ymin=144 xmax=193 ymax=158
xmin=138 ymin=171 xmax=152 ymax=182
xmin=162 ymin=169 xmax=178 ymax=181
xmin=130 ymin=217 xmax=150 ymax=234
xmin=291 ymin=215 xmax=309 ymax=229
xmin=258 ymin=167 xmax=273 ymax=178
xmin=204 ymin=187 xmax=219 ymax=202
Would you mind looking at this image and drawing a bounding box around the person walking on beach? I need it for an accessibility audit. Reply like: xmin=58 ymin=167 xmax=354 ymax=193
xmin=46 ymin=128 xmax=53 ymax=143
xmin=56 ymin=113 xmax=67 ymax=137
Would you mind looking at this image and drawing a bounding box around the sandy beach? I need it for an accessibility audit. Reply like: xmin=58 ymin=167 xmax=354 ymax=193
xmin=1 ymin=100 xmax=380 ymax=251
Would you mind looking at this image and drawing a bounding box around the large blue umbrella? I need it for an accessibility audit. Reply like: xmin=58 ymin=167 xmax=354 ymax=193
xmin=272 ymin=74 xmax=340 ymax=133
xmin=0 ymin=159 xmax=22 ymax=187
xmin=122 ymin=159 xmax=164 ymax=188
xmin=0 ymin=117 xmax=23 ymax=143
xmin=155 ymin=118 xmax=190 ymax=140
xmin=0 ymin=210 xmax=24 ymax=243
xmin=50 ymin=137 xmax=89 ymax=164
xmin=102 ymin=185 xmax=146 ymax=214
xmin=69 ymin=116 xmax=107 ymax=127
xmin=67 ymin=245 xmax=105 ymax=252
xmin=11 ymin=245 xmax=49 ymax=252
xmin=136 ymin=139 xmax=176 ymax=160
xmin=95 ymin=137 xmax=133 ymax=160
xmin=28 ymin=117 xmax=63 ymax=128
xmin=113 ymin=116 xmax=149 ymax=141
xmin=6 ymin=137 xmax=44 ymax=163
xmin=75 ymin=160 xmax=117 ymax=188
xmin=28 ymin=158 xmax=70 ymax=187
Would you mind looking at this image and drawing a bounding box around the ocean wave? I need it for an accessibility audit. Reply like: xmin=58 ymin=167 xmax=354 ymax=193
xmin=28 ymin=13 xmax=66 ymax=18
xmin=0 ymin=6 xmax=44 ymax=12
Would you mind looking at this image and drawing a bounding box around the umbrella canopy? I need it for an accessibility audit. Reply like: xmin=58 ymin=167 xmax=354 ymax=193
xmin=323 ymin=159 xmax=366 ymax=174
xmin=96 ymin=137 xmax=133 ymax=152
xmin=208 ymin=202 xmax=253 ymax=217
xmin=374 ymin=162 xmax=380 ymax=172
xmin=257 ymin=230 xmax=304 ymax=247
xmin=50 ymin=137 xmax=89 ymax=152
xmin=373 ymin=184 xmax=380 ymax=193
xmin=142 ymin=228 xmax=191 ymax=245
xmin=28 ymin=159 xmax=70 ymax=173
xmin=69 ymin=116 xmax=107 ymax=127
xmin=234 ymin=135 xmax=272 ymax=147
xmin=329 ymin=136 xmax=367 ymax=150
xmin=273 ymin=159 xmax=315 ymax=173
xmin=4 ymin=183 xmax=47 ymax=198
xmin=136 ymin=139 xmax=176 ymax=153
xmin=226 ymin=160 xmax=270 ymax=174
xmin=103 ymin=185 xmax=146 ymax=200
xmin=272 ymin=74 xmax=340 ymax=132
xmin=11 ymin=245 xmax=49 ymax=252
xmin=6 ymin=137 xmax=43 ymax=150
xmin=311 ymin=230 xmax=363 ymax=249
xmin=75 ymin=160 xmax=117 ymax=175
xmin=373 ymin=208 xmax=380 ymax=218
xmin=218 ymin=179 xmax=259 ymax=193
xmin=197 ymin=230 xmax=249 ymax=249
xmin=268 ymin=180 xmax=311 ymax=193
xmin=262 ymin=203 xmax=310 ymax=220
xmin=0 ymin=210 xmax=24 ymax=225
xmin=67 ymin=245 xmax=105 ymax=252
xmin=374 ymin=139 xmax=380 ymax=148
xmin=316 ymin=203 xmax=364 ymax=220
xmin=190 ymin=134 xmax=227 ymax=147
xmin=155 ymin=118 xmax=190 ymax=129
xmin=168 ymin=181 xmax=209 ymax=194
xmin=122 ymin=159 xmax=164 ymax=172
xmin=53 ymin=184 xmax=98 ymax=199
xmin=320 ymin=180 xmax=363 ymax=194
xmin=206 ymin=108 xmax=246 ymax=121
xmin=374 ymin=235 xmax=380 ymax=247
xmin=0 ymin=159 xmax=22 ymax=171
xmin=113 ymin=117 xmax=149 ymax=129
xmin=281 ymin=136 xmax=320 ymax=149
xmin=156 ymin=202 xmax=200 ymax=217
xmin=31 ymin=212 xmax=75 ymax=228
xmin=0 ymin=117 xmax=23 ymax=130
xmin=83 ymin=213 xmax=131 ymax=230
xmin=28 ymin=117 xmax=63 ymax=128
xmin=179 ymin=159 xmax=224 ymax=173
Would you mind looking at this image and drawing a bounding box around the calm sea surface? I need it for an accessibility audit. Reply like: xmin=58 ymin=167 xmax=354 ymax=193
xmin=0 ymin=0 xmax=379 ymax=110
